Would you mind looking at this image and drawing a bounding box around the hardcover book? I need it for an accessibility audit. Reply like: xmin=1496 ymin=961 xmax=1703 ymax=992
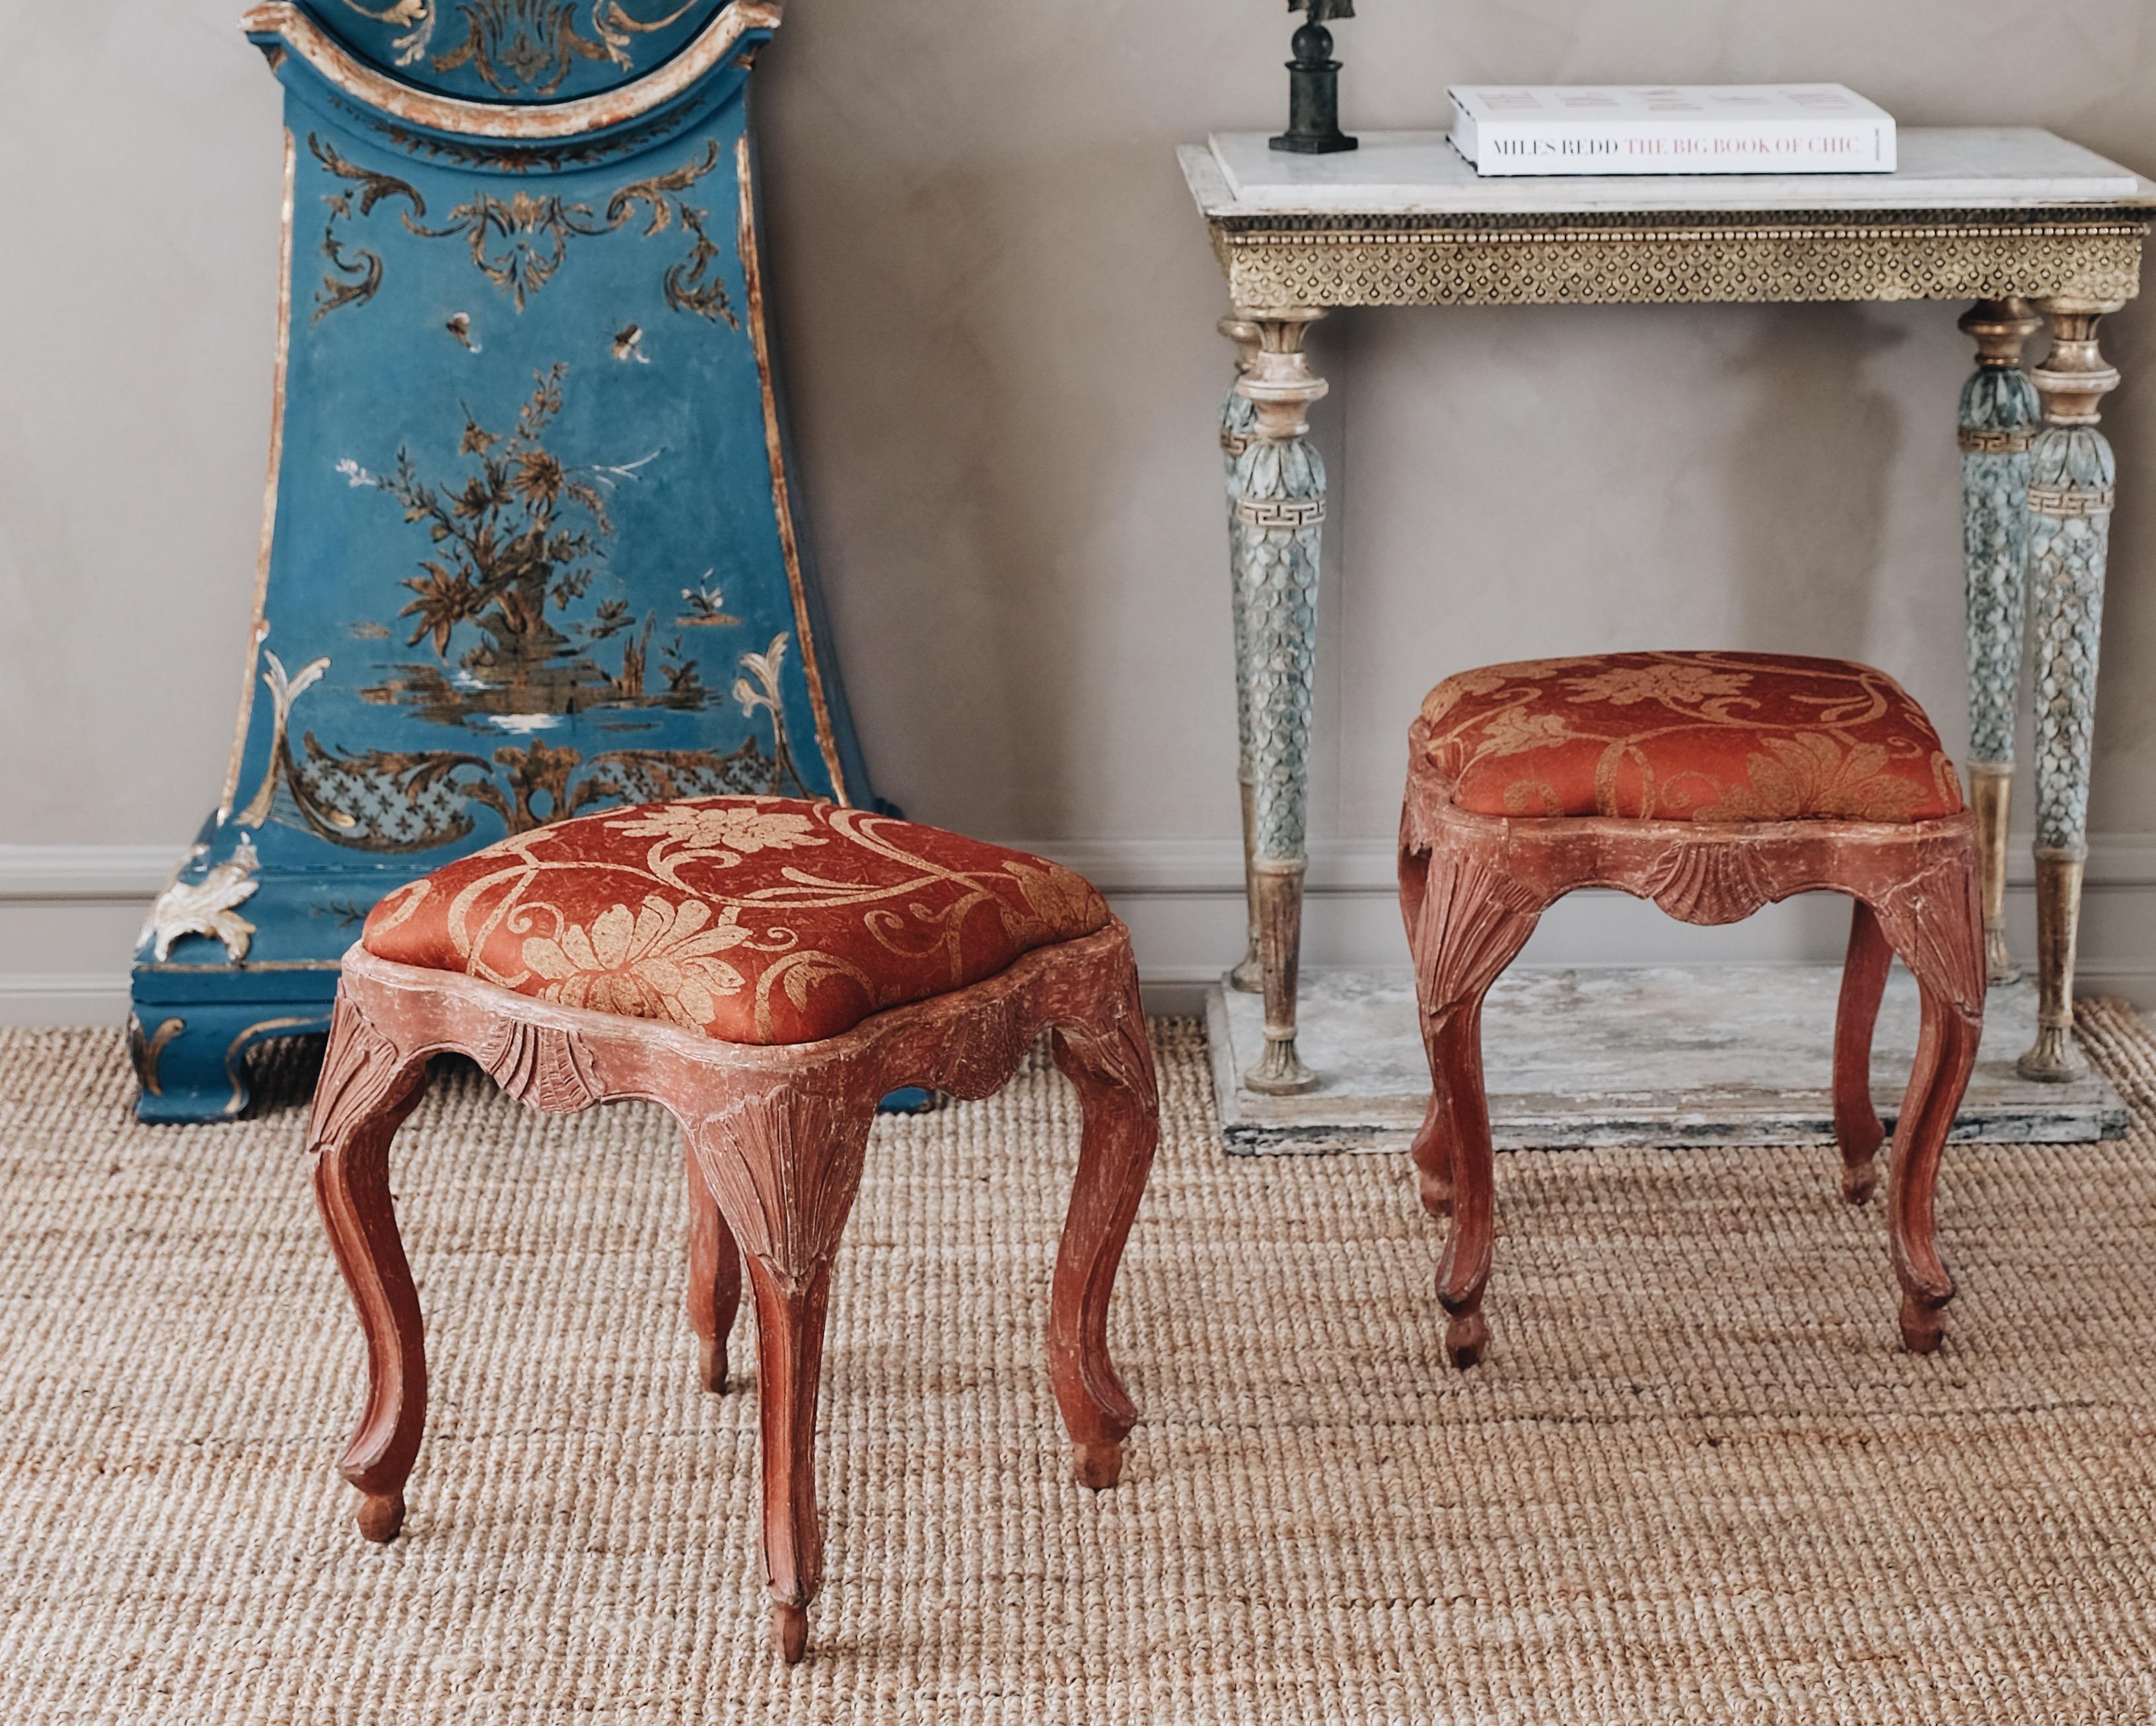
xmin=1449 ymin=85 xmax=1896 ymax=177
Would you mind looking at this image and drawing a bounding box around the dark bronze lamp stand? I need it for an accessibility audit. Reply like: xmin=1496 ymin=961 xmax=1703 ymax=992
xmin=1270 ymin=0 xmax=1357 ymax=154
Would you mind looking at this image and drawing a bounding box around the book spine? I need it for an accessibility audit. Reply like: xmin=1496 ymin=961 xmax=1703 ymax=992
xmin=1468 ymin=119 xmax=1895 ymax=176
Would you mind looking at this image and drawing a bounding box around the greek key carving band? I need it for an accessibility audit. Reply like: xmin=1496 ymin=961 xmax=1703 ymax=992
xmin=2027 ymin=483 xmax=2118 ymax=517
xmin=1235 ymin=495 xmax=1327 ymax=528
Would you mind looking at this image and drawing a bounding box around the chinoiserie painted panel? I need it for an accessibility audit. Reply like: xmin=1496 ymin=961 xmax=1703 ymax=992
xmin=131 ymin=0 xmax=875 ymax=1121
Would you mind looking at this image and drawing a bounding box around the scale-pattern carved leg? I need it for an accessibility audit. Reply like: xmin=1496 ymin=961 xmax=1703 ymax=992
xmin=1832 ymin=898 xmax=1891 ymax=1205
xmin=1958 ymin=299 xmax=2043 ymax=985
xmin=1221 ymin=314 xmax=1267 ymax=994
xmin=1406 ymin=850 xmax=1544 ymax=1368
xmin=2019 ymin=299 xmax=2122 ymax=1081
xmin=684 ymin=1132 xmax=742 ymax=1394
xmin=1867 ymin=856 xmax=1985 ymax=1353
xmin=1047 ymin=963 xmax=1160 ymax=1490
xmin=308 ymin=992 xmax=433 ymax=1543
xmin=688 ymin=1088 xmax=878 ymax=1665
xmin=1231 ymin=308 xmax=1329 ymax=1095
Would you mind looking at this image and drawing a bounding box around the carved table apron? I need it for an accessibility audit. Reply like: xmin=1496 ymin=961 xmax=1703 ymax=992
xmin=1182 ymin=127 xmax=2155 ymax=1097
xmin=131 ymin=1 xmax=878 ymax=1121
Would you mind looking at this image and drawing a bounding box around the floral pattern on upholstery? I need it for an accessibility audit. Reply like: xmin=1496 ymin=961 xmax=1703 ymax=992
xmin=1419 ymin=651 xmax=1963 ymax=823
xmin=361 ymin=797 xmax=1111 ymax=1044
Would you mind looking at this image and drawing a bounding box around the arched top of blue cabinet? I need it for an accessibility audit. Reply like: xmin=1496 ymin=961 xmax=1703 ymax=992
xmin=277 ymin=0 xmax=737 ymax=104
xmin=244 ymin=2 xmax=775 ymax=166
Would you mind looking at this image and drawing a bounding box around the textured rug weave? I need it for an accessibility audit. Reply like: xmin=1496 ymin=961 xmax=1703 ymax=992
xmin=0 ymin=1007 xmax=2153 ymax=1724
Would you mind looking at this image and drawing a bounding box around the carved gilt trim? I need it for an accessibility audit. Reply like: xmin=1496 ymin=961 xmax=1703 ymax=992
xmin=242 ymin=1 xmax=781 ymax=141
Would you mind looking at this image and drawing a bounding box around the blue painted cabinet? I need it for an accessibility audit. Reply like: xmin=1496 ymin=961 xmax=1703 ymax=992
xmin=131 ymin=1 xmax=876 ymax=1120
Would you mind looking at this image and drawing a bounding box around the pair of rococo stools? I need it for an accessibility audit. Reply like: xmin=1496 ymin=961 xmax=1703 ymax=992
xmin=309 ymin=651 xmax=1983 ymax=1661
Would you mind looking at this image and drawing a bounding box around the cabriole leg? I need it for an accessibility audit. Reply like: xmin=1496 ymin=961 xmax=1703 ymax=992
xmin=1220 ymin=314 xmax=1266 ymax=995
xmin=684 ymin=1132 xmax=742 ymax=1394
xmin=1404 ymin=850 xmax=1543 ymax=1368
xmin=1957 ymin=298 xmax=2042 ymax=985
xmin=1396 ymin=838 xmax=1451 ymax=1217
xmin=2019 ymin=298 xmax=2122 ymax=1081
xmin=308 ymin=992 xmax=433 ymax=1544
xmin=1832 ymin=897 xmax=1891 ymax=1205
xmin=1046 ymin=949 xmax=1160 ymax=1490
xmin=1866 ymin=857 xmax=1986 ymax=1352
xmin=688 ymin=1089 xmax=877 ymax=1665
xmin=1231 ymin=306 xmax=1328 ymax=1095
xmin=745 ymin=1258 xmax=833 ymax=1667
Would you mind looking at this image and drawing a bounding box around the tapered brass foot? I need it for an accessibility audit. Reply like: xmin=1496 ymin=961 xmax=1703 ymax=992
xmin=1969 ymin=766 xmax=2019 ymax=985
xmin=2017 ymin=1024 xmax=2083 ymax=1083
xmin=2017 ymin=851 xmax=2086 ymax=1081
xmin=1244 ymin=1033 xmax=1315 ymax=1095
xmin=1228 ymin=773 xmax=1264 ymax=992
xmin=1243 ymin=860 xmax=1318 ymax=1094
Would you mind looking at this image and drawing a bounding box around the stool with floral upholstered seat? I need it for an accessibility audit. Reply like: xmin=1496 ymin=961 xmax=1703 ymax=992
xmin=306 ymin=796 xmax=1157 ymax=1663
xmin=1396 ymin=651 xmax=1984 ymax=1368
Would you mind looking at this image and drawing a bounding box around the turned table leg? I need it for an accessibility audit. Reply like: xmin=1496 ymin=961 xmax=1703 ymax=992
xmin=1957 ymin=298 xmax=2043 ymax=986
xmin=1227 ymin=306 xmax=1328 ymax=1095
xmin=2019 ymin=298 xmax=2122 ymax=1081
xmin=1219 ymin=315 xmax=1266 ymax=995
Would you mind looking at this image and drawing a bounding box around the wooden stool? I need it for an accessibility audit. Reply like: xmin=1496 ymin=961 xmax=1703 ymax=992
xmin=1396 ymin=652 xmax=1986 ymax=1367
xmin=306 ymin=797 xmax=1158 ymax=1663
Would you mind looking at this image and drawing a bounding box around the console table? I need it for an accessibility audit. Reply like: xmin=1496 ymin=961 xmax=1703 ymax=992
xmin=1181 ymin=128 xmax=2155 ymax=1099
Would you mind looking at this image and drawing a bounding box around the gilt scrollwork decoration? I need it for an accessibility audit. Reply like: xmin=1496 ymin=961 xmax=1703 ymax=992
xmin=310 ymin=135 xmax=737 ymax=325
xmin=331 ymin=0 xmax=715 ymax=95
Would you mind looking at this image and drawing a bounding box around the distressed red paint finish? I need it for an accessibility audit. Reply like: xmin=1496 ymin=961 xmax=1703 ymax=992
xmin=309 ymin=915 xmax=1156 ymax=1663
xmin=1398 ymin=657 xmax=1984 ymax=1369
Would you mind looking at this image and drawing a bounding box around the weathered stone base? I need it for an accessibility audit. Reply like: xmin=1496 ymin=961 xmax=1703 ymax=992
xmin=1208 ymin=966 xmax=2129 ymax=1154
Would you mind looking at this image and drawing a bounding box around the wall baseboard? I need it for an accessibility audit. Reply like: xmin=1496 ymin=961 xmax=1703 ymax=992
xmin=5 ymin=836 xmax=2154 ymax=1025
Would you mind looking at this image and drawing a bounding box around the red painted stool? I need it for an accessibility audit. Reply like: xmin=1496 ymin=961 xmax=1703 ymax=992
xmin=1396 ymin=652 xmax=1985 ymax=1367
xmin=306 ymin=797 xmax=1158 ymax=1662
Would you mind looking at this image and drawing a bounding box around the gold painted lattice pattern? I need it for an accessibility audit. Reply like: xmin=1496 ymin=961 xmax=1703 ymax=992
xmin=1209 ymin=208 xmax=2148 ymax=308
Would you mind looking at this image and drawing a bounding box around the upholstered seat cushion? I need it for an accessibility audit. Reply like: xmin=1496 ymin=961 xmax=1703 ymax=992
xmin=361 ymin=797 xmax=1110 ymax=1045
xmin=1419 ymin=651 xmax=1962 ymax=823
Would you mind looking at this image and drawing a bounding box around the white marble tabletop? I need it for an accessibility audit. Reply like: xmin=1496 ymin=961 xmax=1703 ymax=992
xmin=1189 ymin=127 xmax=2156 ymax=217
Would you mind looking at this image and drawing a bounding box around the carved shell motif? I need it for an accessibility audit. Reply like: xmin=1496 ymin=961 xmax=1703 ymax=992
xmin=1642 ymin=844 xmax=1774 ymax=926
xmin=474 ymin=1019 xmax=604 ymax=1113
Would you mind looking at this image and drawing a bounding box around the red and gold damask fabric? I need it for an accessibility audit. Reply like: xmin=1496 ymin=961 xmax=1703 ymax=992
xmin=1419 ymin=651 xmax=1962 ymax=823
xmin=361 ymin=798 xmax=1110 ymax=1045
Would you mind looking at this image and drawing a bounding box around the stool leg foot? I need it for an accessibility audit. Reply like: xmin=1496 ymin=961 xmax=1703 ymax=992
xmin=356 ymin=1490 xmax=405 ymax=1543
xmin=1899 ymin=1289 xmax=1947 ymax=1355
xmin=770 ymin=1602 xmax=808 ymax=1665
xmin=1442 ymin=1305 xmax=1489 ymax=1369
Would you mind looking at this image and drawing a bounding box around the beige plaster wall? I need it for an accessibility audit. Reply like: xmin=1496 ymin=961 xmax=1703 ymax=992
xmin=3 ymin=0 xmax=2153 ymax=883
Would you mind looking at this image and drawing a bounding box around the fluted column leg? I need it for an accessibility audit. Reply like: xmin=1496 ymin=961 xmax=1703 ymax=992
xmin=1229 ymin=306 xmax=1328 ymax=1095
xmin=1219 ymin=314 xmax=1266 ymax=994
xmin=2019 ymin=298 xmax=2122 ymax=1081
xmin=1957 ymin=298 xmax=2042 ymax=986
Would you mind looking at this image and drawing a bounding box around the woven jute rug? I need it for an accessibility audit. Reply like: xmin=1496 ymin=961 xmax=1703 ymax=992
xmin=0 ymin=1007 xmax=2153 ymax=1724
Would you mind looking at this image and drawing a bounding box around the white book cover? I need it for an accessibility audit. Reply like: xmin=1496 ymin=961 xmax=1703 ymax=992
xmin=1449 ymin=84 xmax=1896 ymax=176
